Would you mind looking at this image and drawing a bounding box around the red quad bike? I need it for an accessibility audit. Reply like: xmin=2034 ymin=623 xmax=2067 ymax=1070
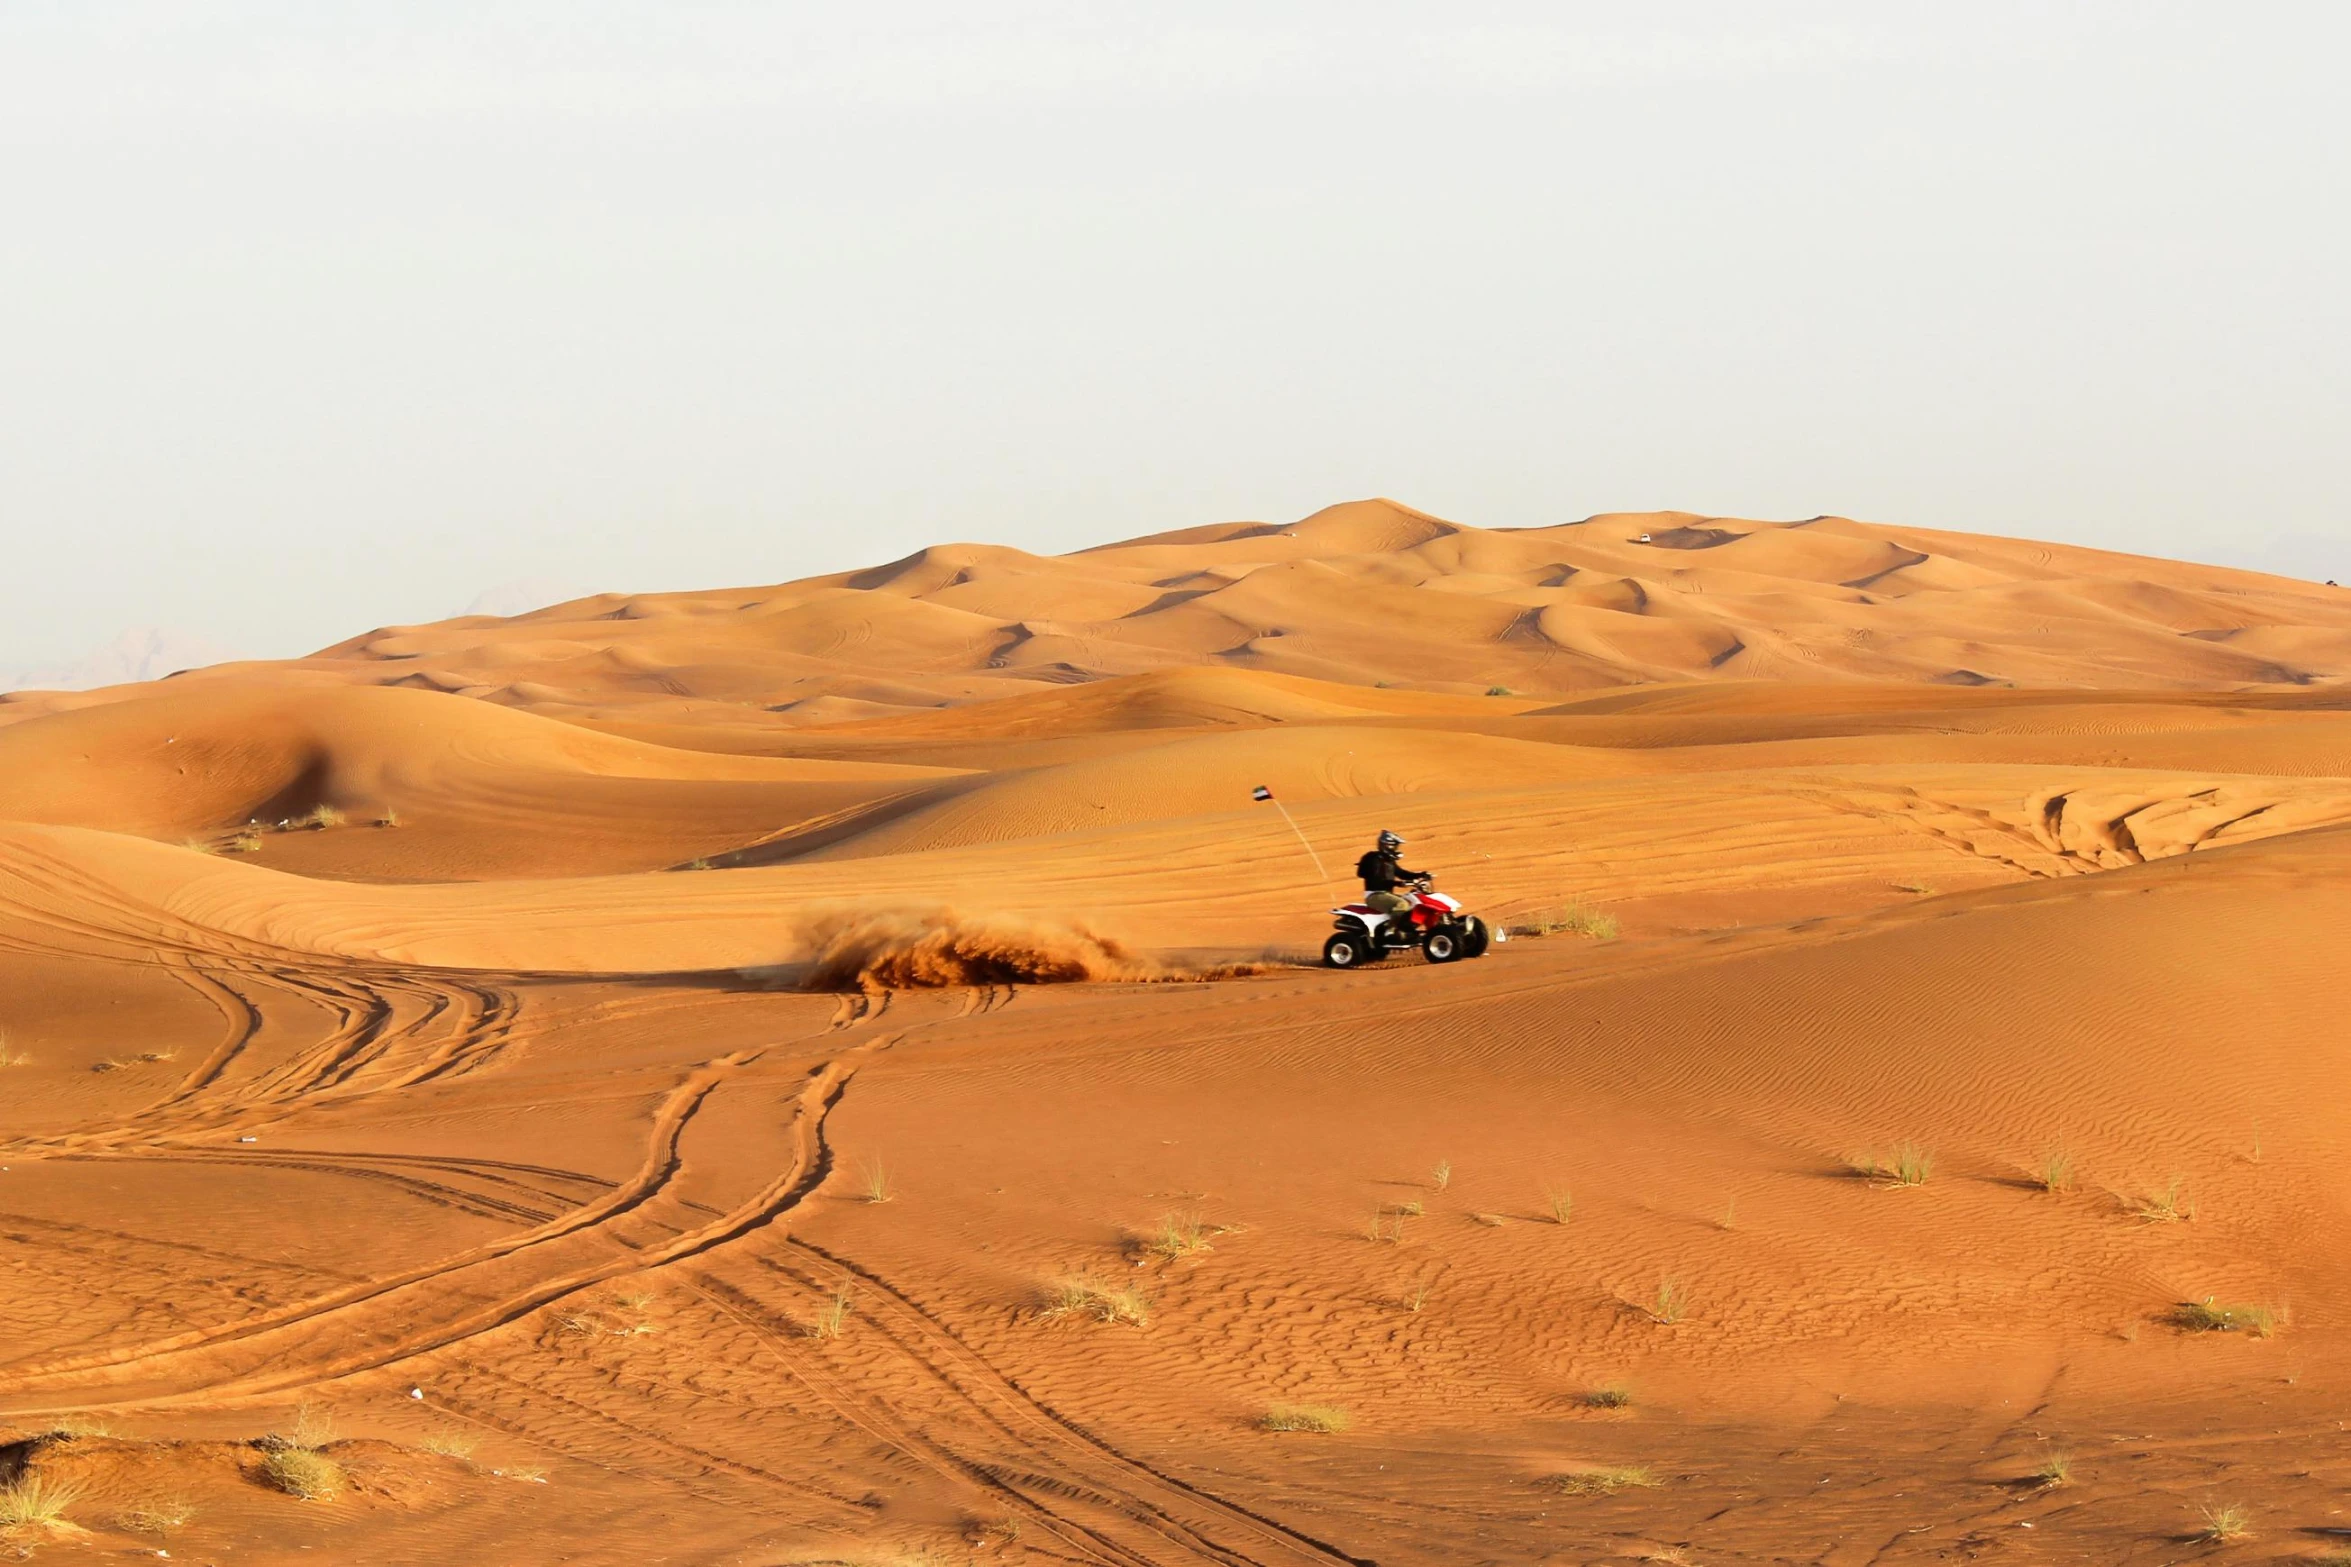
xmin=1324 ymin=876 xmax=1494 ymax=968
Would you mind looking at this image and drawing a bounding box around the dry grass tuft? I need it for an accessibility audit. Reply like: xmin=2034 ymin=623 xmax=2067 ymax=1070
xmin=375 ymin=808 xmax=402 ymax=828
xmin=2035 ymin=1146 xmax=2076 ymax=1193
xmin=1643 ymin=1278 xmax=1687 ymax=1325
xmin=259 ymin=1447 xmax=344 ymax=1501
xmin=1041 ymin=1277 xmax=1150 ymax=1326
xmin=1856 ymin=1142 xmax=1933 ymax=1187
xmin=1544 ymin=1186 xmax=1573 ymax=1225
xmin=970 ymin=1514 xmax=1025 ymax=1549
xmin=1550 ymin=1464 xmax=1660 ymax=1495
xmin=2132 ymin=1175 xmax=2194 ymax=1223
xmin=807 ymin=1284 xmax=856 ymax=1339
xmin=115 ymin=1497 xmax=194 ymax=1535
xmin=1398 ymin=1284 xmax=1430 ymax=1313
xmin=860 ymin=1158 xmax=896 ymax=1204
xmin=1260 ymin=1404 xmax=1350 ymax=1434
xmin=1430 ymin=1159 xmax=1452 ymax=1191
xmin=1509 ymin=903 xmax=1619 ymax=941
xmin=419 ymin=1430 xmax=479 ymax=1461
xmin=2174 ymin=1298 xmax=2279 ymax=1337
xmin=1581 ymin=1384 xmax=1633 ymax=1409
xmin=0 ymin=1031 xmax=26 ymax=1069
xmin=257 ymin=1403 xmax=344 ymax=1499
xmin=1143 ymin=1210 xmax=1216 ymax=1260
xmin=285 ymin=1404 xmax=335 ymax=1450
xmin=0 ymin=1473 xmax=85 ymax=1533
xmin=299 ymin=804 xmax=346 ymax=830
xmin=2030 ymin=1448 xmax=2072 ymax=1488
xmin=2195 ymin=1501 xmax=2250 ymax=1542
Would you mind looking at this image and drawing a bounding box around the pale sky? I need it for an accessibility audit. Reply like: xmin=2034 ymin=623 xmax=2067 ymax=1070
xmin=4 ymin=2 xmax=2346 ymax=677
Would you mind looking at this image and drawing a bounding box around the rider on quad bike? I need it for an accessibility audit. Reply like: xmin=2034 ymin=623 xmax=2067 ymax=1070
xmin=1356 ymin=830 xmax=1426 ymax=923
xmin=1323 ymin=830 xmax=1493 ymax=968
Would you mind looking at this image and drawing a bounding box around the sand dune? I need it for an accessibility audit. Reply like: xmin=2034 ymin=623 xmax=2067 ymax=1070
xmin=0 ymin=682 xmax=958 ymax=878
xmin=4 ymin=503 xmax=2351 ymax=1564
xmin=10 ymin=501 xmax=2346 ymax=743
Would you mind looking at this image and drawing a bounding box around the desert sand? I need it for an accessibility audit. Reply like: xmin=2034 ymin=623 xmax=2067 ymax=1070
xmin=4 ymin=501 xmax=2351 ymax=1564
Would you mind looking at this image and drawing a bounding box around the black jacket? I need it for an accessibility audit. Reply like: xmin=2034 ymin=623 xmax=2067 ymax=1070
xmin=1356 ymin=849 xmax=1424 ymax=892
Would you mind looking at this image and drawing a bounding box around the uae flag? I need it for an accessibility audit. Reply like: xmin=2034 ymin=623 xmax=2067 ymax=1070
xmin=1251 ymin=785 xmax=1274 ymax=802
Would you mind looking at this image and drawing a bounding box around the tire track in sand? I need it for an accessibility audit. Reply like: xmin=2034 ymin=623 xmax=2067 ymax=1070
xmin=0 ymin=1030 xmax=893 ymax=1411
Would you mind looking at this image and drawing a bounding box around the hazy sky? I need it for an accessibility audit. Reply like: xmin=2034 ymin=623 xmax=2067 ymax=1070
xmin=4 ymin=2 xmax=2346 ymax=673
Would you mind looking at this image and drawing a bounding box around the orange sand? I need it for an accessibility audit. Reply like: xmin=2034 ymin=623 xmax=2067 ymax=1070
xmin=3 ymin=502 xmax=2350 ymax=1564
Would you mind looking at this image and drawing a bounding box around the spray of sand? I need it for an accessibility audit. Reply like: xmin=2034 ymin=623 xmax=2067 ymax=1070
xmin=793 ymin=907 xmax=1254 ymax=993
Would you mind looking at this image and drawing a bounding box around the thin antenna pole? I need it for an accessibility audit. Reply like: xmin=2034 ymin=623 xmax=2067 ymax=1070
xmin=1255 ymin=787 xmax=1335 ymax=899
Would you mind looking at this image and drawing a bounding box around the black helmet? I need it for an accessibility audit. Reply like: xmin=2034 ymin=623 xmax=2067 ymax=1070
xmin=1377 ymin=830 xmax=1402 ymax=852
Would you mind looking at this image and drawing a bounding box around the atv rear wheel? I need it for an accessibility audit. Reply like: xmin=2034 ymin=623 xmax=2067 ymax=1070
xmin=1422 ymin=926 xmax=1463 ymax=963
xmin=1323 ymin=933 xmax=1372 ymax=969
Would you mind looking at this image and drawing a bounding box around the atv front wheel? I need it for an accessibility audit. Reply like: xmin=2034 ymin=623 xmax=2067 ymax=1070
xmin=1323 ymin=933 xmax=1372 ymax=969
xmin=1459 ymin=916 xmax=1491 ymax=958
xmin=1422 ymin=926 xmax=1463 ymax=963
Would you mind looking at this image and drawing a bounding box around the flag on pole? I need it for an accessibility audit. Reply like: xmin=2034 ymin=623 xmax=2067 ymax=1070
xmin=1251 ymin=784 xmax=1331 ymax=892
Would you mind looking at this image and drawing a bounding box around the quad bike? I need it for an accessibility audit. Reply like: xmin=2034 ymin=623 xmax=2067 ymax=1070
xmin=1324 ymin=876 xmax=1495 ymax=968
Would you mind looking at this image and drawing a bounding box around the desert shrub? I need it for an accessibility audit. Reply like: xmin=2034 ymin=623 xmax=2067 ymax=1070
xmin=115 ymin=1497 xmax=194 ymax=1535
xmin=1509 ymin=903 xmax=1619 ymax=941
xmin=807 ymin=1285 xmax=855 ymax=1339
xmin=2133 ymin=1176 xmax=2193 ymax=1223
xmin=0 ymin=1473 xmax=84 ymax=1532
xmin=1855 ymin=1143 xmax=1933 ymax=1186
xmin=2197 ymin=1501 xmax=2250 ymax=1541
xmin=1260 ymin=1404 xmax=1350 ymax=1433
xmin=259 ymin=1447 xmax=343 ymax=1500
xmin=1041 ymin=1278 xmax=1150 ymax=1326
xmin=2174 ymin=1298 xmax=2279 ymax=1337
xmin=1549 ymin=1465 xmax=1659 ymax=1495
xmin=1145 ymin=1210 xmax=1214 ymax=1260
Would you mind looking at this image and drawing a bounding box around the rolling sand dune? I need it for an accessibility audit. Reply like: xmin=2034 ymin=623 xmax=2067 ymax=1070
xmin=0 ymin=683 xmax=960 ymax=879
xmin=4 ymin=502 xmax=2351 ymax=1564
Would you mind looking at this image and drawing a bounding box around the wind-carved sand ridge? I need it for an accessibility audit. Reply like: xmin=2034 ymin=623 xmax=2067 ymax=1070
xmin=3 ymin=501 xmax=2351 ymax=1563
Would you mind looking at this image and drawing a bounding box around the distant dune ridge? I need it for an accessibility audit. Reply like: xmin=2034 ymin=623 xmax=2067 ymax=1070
xmin=5 ymin=501 xmax=2347 ymax=736
xmin=6 ymin=502 xmax=2351 ymax=1563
